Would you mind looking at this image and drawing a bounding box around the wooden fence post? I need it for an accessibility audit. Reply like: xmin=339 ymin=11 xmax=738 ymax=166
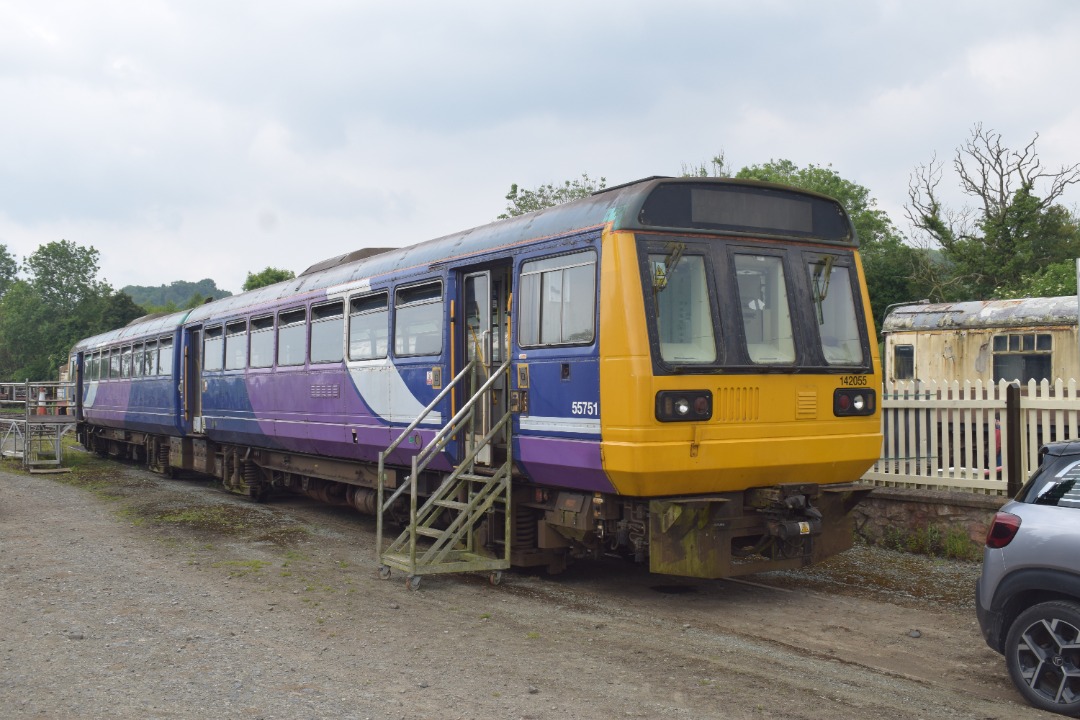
xmin=1006 ymin=383 xmax=1023 ymax=497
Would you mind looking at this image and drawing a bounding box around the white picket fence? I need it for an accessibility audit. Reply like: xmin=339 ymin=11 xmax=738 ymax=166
xmin=863 ymin=378 xmax=1080 ymax=495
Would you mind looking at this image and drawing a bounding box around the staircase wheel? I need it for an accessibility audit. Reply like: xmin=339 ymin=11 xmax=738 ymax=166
xmin=489 ymin=571 xmax=502 ymax=587
xmin=378 ymin=565 xmax=391 ymax=580
xmin=406 ymin=575 xmax=422 ymax=591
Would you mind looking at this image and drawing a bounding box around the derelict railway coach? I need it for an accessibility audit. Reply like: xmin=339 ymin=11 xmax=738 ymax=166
xmin=70 ymin=177 xmax=882 ymax=583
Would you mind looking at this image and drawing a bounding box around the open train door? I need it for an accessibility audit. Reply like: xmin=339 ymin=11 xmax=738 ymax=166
xmin=458 ymin=266 xmax=511 ymax=466
xmin=181 ymin=326 xmax=203 ymax=432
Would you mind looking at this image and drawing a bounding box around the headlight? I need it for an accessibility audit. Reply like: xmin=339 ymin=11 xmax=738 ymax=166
xmin=656 ymin=390 xmax=712 ymax=422
xmin=833 ymin=388 xmax=875 ymax=416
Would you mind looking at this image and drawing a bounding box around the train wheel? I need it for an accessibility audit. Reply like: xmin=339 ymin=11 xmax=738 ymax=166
xmin=405 ymin=575 xmax=421 ymax=591
xmin=378 ymin=565 xmax=391 ymax=580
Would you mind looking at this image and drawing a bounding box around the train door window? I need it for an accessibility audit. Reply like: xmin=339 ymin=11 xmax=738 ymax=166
xmin=311 ymin=301 xmax=345 ymax=364
xmin=277 ymin=308 xmax=307 ymax=366
xmin=158 ymin=338 xmax=173 ymax=376
xmin=144 ymin=341 xmax=158 ymax=376
xmin=806 ymin=259 xmax=863 ymax=365
xmin=993 ymin=332 xmax=1053 ymax=383
xmin=203 ymin=325 xmax=224 ymax=371
xmin=645 ymin=252 xmax=715 ymax=363
xmin=349 ymin=293 xmax=389 ymax=360
xmin=109 ymin=349 xmax=121 ymax=379
xmin=120 ymin=346 xmax=133 ymax=378
xmin=224 ymin=321 xmax=247 ymax=370
xmin=894 ymin=344 xmax=915 ymax=380
xmin=518 ymin=251 xmax=596 ymax=346
xmin=734 ymin=254 xmax=795 ymax=364
xmin=394 ymin=282 xmax=443 ymax=356
xmin=249 ymin=315 xmax=274 ymax=368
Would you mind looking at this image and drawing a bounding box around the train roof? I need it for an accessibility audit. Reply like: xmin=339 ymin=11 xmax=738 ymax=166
xmin=882 ymin=296 xmax=1079 ymax=333
xmin=72 ymin=177 xmax=856 ymax=353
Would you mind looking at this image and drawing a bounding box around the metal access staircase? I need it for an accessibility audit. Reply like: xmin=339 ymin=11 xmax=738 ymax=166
xmin=376 ymin=358 xmax=512 ymax=589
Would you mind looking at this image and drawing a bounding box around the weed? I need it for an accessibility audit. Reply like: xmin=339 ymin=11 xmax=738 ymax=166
xmin=210 ymin=559 xmax=270 ymax=577
xmin=526 ymin=631 xmax=540 ymax=640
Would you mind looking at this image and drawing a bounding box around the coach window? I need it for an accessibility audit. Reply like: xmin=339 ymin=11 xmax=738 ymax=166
xmin=894 ymin=344 xmax=914 ymax=380
xmin=249 ymin=316 xmax=274 ymax=368
xmin=993 ymin=332 xmax=1052 ymax=383
xmin=394 ymin=282 xmax=443 ymax=356
xmin=311 ymin=301 xmax=345 ymax=364
xmin=203 ymin=326 xmax=224 ymax=372
xmin=807 ymin=259 xmax=863 ymax=366
xmin=277 ymin=308 xmax=307 ymax=366
xmin=519 ymin=251 xmax=596 ymax=347
xmin=225 ymin=321 xmax=247 ymax=370
xmin=349 ymin=293 xmax=389 ymax=360
xmin=121 ymin=346 xmax=133 ymax=378
xmin=133 ymin=343 xmax=145 ymax=377
xmin=109 ymin=349 xmax=121 ymax=379
xmin=158 ymin=338 xmax=173 ymax=376
xmin=144 ymin=341 xmax=157 ymax=377
xmin=645 ymin=252 xmax=715 ymax=363
xmin=735 ymin=254 xmax=795 ymax=364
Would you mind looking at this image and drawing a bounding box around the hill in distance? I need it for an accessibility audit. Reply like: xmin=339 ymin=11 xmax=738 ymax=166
xmin=121 ymin=278 xmax=233 ymax=310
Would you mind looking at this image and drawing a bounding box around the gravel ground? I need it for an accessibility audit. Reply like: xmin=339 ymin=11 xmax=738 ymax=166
xmin=0 ymin=453 xmax=1057 ymax=719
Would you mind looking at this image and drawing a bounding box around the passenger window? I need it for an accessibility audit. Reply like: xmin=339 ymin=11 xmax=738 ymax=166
xmin=132 ymin=343 xmax=144 ymax=377
xmin=277 ymin=308 xmax=307 ymax=366
xmin=144 ymin=341 xmax=157 ymax=377
xmin=109 ymin=349 xmax=120 ymax=379
xmin=350 ymin=293 xmax=389 ymax=360
xmin=203 ymin=326 xmax=224 ymax=371
xmin=158 ymin=338 xmax=173 ymax=376
xmin=893 ymin=344 xmax=914 ymax=380
xmin=518 ymin=251 xmax=596 ymax=347
xmin=735 ymin=254 xmax=795 ymax=364
xmin=249 ymin=316 xmax=274 ymax=368
xmin=225 ymin=320 xmax=247 ymax=370
xmin=807 ymin=259 xmax=863 ymax=366
xmin=394 ymin=283 xmax=443 ymax=357
xmin=121 ymin=346 xmax=133 ymax=378
xmin=647 ymin=252 xmax=716 ymax=363
xmin=311 ymin=301 xmax=345 ymax=364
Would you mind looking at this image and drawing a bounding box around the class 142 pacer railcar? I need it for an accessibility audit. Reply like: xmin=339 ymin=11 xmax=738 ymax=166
xmin=70 ymin=177 xmax=881 ymax=580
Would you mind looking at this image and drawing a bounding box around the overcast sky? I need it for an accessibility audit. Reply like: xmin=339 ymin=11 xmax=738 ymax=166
xmin=3 ymin=0 xmax=1080 ymax=294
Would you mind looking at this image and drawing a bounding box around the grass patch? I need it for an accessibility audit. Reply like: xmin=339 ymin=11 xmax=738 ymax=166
xmin=878 ymin=524 xmax=980 ymax=561
xmin=211 ymin=559 xmax=270 ymax=577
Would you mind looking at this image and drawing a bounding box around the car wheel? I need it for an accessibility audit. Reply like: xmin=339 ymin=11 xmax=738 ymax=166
xmin=1005 ymin=600 xmax=1080 ymax=715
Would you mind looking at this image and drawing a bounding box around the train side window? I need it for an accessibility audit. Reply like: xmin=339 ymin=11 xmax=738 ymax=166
xmin=121 ymin=346 xmax=133 ymax=378
xmin=133 ymin=343 xmax=144 ymax=377
xmin=158 ymin=338 xmax=173 ymax=376
xmin=311 ymin=301 xmax=345 ymax=364
xmin=225 ymin=320 xmax=247 ymax=370
xmin=894 ymin=344 xmax=914 ymax=380
xmin=277 ymin=308 xmax=307 ymax=366
xmin=144 ymin=341 xmax=157 ymax=376
xmin=645 ymin=252 xmax=715 ymax=363
xmin=203 ymin=326 xmax=224 ymax=372
xmin=394 ymin=282 xmax=443 ymax=357
xmin=734 ymin=254 xmax=795 ymax=364
xmin=349 ymin=293 xmax=389 ymax=360
xmin=518 ymin=251 xmax=596 ymax=347
xmin=806 ymin=260 xmax=863 ymax=366
xmin=993 ymin=332 xmax=1052 ymax=383
xmin=250 ymin=316 xmax=274 ymax=368
xmin=109 ymin=349 xmax=120 ymax=379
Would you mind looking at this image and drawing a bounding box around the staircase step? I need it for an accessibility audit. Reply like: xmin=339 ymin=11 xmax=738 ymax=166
xmin=414 ymin=526 xmax=444 ymax=539
xmin=434 ymin=499 xmax=469 ymax=511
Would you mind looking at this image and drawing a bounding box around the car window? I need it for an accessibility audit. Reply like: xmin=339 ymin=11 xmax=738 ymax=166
xmin=1019 ymin=457 xmax=1080 ymax=508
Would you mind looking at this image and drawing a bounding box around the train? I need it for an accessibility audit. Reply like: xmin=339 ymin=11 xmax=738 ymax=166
xmin=69 ymin=176 xmax=881 ymax=582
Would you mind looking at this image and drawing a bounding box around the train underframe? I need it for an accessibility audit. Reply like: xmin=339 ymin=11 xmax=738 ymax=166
xmin=78 ymin=423 xmax=871 ymax=579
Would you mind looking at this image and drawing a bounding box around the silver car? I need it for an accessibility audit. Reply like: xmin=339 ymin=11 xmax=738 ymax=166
xmin=976 ymin=442 xmax=1080 ymax=715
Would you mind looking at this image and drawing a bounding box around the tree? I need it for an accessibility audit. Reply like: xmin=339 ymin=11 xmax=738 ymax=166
xmin=735 ymin=159 xmax=931 ymax=328
xmin=243 ymin=267 xmax=295 ymax=292
xmin=0 ymin=243 xmax=16 ymax=298
xmin=498 ymin=173 xmax=607 ymax=219
xmin=906 ymin=124 xmax=1080 ymax=300
xmin=22 ymin=239 xmax=109 ymax=310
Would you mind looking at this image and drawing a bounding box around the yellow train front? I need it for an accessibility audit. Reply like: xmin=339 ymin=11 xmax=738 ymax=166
xmin=517 ymin=179 xmax=882 ymax=578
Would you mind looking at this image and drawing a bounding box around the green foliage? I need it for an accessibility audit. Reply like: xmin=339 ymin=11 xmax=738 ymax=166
xmin=879 ymin=524 xmax=980 ymax=561
xmin=498 ymin=173 xmax=607 ymax=219
xmin=0 ymin=240 xmax=143 ymax=381
xmin=0 ymin=244 xmax=16 ymax=298
xmin=242 ymin=267 xmax=296 ymax=292
xmin=122 ymin=278 xmax=232 ymax=309
xmin=998 ymin=260 xmax=1078 ymax=299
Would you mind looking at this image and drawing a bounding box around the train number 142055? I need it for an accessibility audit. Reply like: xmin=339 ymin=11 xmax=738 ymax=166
xmin=840 ymin=375 xmax=868 ymax=387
